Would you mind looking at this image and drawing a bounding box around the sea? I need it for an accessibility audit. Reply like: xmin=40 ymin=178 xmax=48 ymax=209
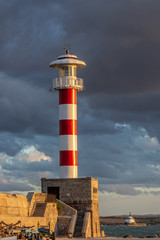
xmin=101 ymin=224 xmax=160 ymax=238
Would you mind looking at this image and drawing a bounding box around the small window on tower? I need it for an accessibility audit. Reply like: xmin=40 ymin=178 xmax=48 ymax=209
xmin=93 ymin=187 xmax=98 ymax=194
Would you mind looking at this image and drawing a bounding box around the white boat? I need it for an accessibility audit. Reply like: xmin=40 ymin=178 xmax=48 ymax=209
xmin=125 ymin=214 xmax=136 ymax=225
xmin=125 ymin=213 xmax=147 ymax=226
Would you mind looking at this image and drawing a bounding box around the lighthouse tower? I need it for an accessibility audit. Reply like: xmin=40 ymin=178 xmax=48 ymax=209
xmin=42 ymin=51 xmax=100 ymax=238
xmin=49 ymin=50 xmax=86 ymax=178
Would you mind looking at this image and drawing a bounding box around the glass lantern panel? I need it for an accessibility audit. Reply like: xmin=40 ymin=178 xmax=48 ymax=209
xmin=59 ymin=68 xmax=65 ymax=77
xmin=73 ymin=67 xmax=77 ymax=76
xmin=68 ymin=67 xmax=72 ymax=76
xmin=59 ymin=66 xmax=77 ymax=77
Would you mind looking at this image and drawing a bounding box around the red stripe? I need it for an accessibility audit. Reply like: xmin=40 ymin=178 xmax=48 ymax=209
xmin=59 ymin=89 xmax=77 ymax=104
xmin=59 ymin=120 xmax=77 ymax=135
xmin=60 ymin=151 xmax=77 ymax=166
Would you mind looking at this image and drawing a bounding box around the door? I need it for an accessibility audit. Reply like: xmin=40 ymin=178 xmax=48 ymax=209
xmin=47 ymin=187 xmax=60 ymax=200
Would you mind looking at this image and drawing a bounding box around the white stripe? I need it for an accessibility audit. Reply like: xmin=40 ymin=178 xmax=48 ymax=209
xmin=59 ymin=135 xmax=77 ymax=151
xmin=60 ymin=166 xmax=78 ymax=178
xmin=59 ymin=104 xmax=77 ymax=120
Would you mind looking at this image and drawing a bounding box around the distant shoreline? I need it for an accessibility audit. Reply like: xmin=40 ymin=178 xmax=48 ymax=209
xmin=100 ymin=216 xmax=160 ymax=225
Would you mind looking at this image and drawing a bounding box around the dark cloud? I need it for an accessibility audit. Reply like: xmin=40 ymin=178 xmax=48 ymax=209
xmin=2 ymin=159 xmax=53 ymax=173
xmin=0 ymin=133 xmax=22 ymax=156
xmin=0 ymin=73 xmax=58 ymax=135
xmin=78 ymin=125 xmax=160 ymax=189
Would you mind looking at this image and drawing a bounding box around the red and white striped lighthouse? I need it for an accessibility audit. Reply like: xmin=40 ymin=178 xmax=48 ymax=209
xmin=49 ymin=50 xmax=86 ymax=178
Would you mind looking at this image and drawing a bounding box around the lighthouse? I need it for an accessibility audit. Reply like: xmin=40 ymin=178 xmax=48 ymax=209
xmin=42 ymin=51 xmax=100 ymax=238
xmin=49 ymin=50 xmax=86 ymax=178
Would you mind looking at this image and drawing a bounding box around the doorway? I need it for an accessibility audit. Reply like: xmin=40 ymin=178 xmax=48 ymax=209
xmin=47 ymin=187 xmax=60 ymax=200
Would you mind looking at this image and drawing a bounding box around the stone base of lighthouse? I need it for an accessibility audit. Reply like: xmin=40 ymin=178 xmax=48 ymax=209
xmin=41 ymin=177 xmax=101 ymax=238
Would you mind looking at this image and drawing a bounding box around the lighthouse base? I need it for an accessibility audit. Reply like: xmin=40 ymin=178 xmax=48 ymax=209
xmin=41 ymin=177 xmax=101 ymax=238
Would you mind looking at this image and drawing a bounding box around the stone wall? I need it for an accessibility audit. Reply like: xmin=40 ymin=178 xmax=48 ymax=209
xmin=56 ymin=199 xmax=77 ymax=216
xmin=27 ymin=192 xmax=48 ymax=216
xmin=44 ymin=203 xmax=58 ymax=232
xmin=82 ymin=212 xmax=91 ymax=238
xmin=0 ymin=193 xmax=28 ymax=216
xmin=91 ymin=179 xmax=101 ymax=237
xmin=0 ymin=192 xmax=58 ymax=233
xmin=41 ymin=177 xmax=101 ymax=237
xmin=55 ymin=199 xmax=77 ymax=237
xmin=0 ymin=215 xmax=48 ymax=229
xmin=56 ymin=216 xmax=71 ymax=236
xmin=42 ymin=178 xmax=92 ymax=204
xmin=91 ymin=201 xmax=101 ymax=237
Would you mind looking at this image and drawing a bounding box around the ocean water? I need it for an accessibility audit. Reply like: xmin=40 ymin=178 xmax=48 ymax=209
xmin=101 ymin=224 xmax=160 ymax=238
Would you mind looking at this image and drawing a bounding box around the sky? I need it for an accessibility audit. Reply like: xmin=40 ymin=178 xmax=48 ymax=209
xmin=0 ymin=0 xmax=160 ymax=216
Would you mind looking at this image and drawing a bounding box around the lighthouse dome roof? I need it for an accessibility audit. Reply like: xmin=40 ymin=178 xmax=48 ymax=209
xmin=49 ymin=52 xmax=86 ymax=68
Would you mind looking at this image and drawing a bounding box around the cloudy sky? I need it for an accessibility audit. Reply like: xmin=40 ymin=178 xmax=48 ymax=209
xmin=1 ymin=0 xmax=160 ymax=216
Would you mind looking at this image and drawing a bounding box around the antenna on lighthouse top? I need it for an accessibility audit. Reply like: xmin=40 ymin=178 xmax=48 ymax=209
xmin=64 ymin=44 xmax=71 ymax=54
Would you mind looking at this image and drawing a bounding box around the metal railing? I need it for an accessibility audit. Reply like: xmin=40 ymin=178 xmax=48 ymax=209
xmin=52 ymin=77 xmax=84 ymax=91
